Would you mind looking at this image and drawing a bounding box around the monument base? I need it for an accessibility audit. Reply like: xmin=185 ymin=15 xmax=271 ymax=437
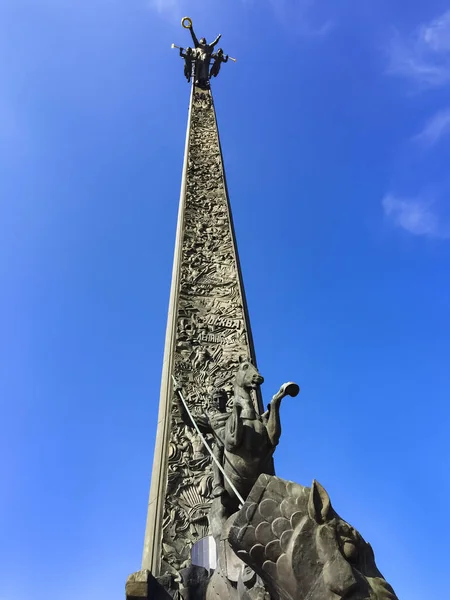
xmin=126 ymin=566 xmax=210 ymax=600
xmin=126 ymin=570 xmax=171 ymax=600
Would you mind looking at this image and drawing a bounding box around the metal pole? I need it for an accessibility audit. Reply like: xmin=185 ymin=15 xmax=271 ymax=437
xmin=172 ymin=376 xmax=245 ymax=506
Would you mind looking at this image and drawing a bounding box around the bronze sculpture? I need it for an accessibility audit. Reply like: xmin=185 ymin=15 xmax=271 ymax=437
xmin=222 ymin=360 xmax=299 ymax=511
xmin=179 ymin=46 xmax=194 ymax=82
xmin=228 ymin=474 xmax=399 ymax=600
xmin=210 ymin=49 xmax=229 ymax=78
xmin=174 ymin=17 xmax=232 ymax=87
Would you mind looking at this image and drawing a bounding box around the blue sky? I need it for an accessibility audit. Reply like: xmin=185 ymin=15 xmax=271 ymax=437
xmin=1 ymin=1 xmax=449 ymax=598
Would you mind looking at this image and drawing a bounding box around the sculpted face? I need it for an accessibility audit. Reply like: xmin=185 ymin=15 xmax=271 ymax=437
xmin=228 ymin=475 xmax=398 ymax=600
xmin=235 ymin=360 xmax=264 ymax=392
xmin=210 ymin=388 xmax=227 ymax=412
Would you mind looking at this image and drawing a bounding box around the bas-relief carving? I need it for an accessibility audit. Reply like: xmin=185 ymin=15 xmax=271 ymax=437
xmin=160 ymin=87 xmax=256 ymax=581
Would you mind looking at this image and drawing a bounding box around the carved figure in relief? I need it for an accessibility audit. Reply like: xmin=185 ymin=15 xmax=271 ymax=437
xmin=184 ymin=427 xmax=205 ymax=461
xmin=192 ymin=346 xmax=211 ymax=370
xmin=176 ymin=387 xmax=229 ymax=498
xmin=206 ymin=389 xmax=229 ymax=496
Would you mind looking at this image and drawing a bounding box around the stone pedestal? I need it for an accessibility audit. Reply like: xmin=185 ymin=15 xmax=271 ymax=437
xmin=125 ymin=570 xmax=171 ymax=600
xmin=126 ymin=566 xmax=210 ymax=600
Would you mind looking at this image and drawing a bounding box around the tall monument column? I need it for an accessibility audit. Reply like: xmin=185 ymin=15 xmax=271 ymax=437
xmin=129 ymin=19 xmax=263 ymax=598
xmin=126 ymin=17 xmax=401 ymax=600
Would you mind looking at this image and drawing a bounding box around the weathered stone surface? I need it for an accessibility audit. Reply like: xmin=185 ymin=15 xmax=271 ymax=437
xmin=142 ymin=84 xmax=262 ymax=587
xmin=228 ymin=475 xmax=399 ymax=600
xmin=206 ymin=500 xmax=270 ymax=600
xmin=126 ymin=567 xmax=210 ymax=600
xmin=125 ymin=570 xmax=171 ymax=600
xmin=157 ymin=86 xmax=260 ymax=573
xmin=178 ymin=565 xmax=211 ymax=600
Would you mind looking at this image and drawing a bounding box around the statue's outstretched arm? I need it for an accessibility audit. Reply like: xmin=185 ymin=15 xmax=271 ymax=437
xmin=211 ymin=34 xmax=222 ymax=48
xmin=189 ymin=27 xmax=199 ymax=47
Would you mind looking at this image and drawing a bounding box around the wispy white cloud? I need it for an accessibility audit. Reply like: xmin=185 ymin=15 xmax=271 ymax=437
xmin=387 ymin=10 xmax=450 ymax=87
xmin=420 ymin=11 xmax=450 ymax=53
xmin=382 ymin=193 xmax=450 ymax=239
xmin=413 ymin=109 xmax=450 ymax=147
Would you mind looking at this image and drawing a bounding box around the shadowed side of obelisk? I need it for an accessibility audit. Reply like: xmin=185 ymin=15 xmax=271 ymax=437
xmin=140 ymin=83 xmax=195 ymax=580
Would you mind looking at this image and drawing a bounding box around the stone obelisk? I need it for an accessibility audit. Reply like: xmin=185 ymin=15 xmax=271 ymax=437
xmin=127 ymin=19 xmax=262 ymax=599
xmin=127 ymin=19 xmax=402 ymax=600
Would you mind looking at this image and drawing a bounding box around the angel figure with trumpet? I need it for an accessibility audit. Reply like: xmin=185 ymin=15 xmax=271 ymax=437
xmin=172 ymin=17 xmax=236 ymax=87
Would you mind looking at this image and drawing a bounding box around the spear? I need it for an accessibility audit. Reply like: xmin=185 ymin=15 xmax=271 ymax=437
xmin=172 ymin=375 xmax=245 ymax=506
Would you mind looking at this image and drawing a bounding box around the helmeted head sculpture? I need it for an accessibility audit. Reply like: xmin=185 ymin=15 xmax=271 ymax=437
xmin=209 ymin=388 xmax=228 ymax=413
xmin=228 ymin=474 xmax=398 ymax=600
